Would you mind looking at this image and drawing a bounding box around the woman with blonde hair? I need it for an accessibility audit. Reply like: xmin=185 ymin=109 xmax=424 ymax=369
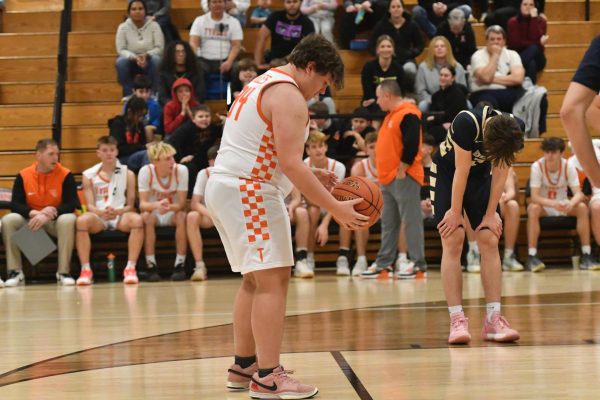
xmin=415 ymin=35 xmax=467 ymax=111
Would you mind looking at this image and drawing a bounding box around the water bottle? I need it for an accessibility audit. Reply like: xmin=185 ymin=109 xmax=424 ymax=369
xmin=355 ymin=9 xmax=365 ymax=24
xmin=107 ymin=253 xmax=116 ymax=283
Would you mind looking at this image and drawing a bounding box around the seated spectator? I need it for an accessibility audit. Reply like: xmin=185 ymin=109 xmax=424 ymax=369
xmin=1 ymin=139 xmax=78 ymax=287
xmin=361 ymin=35 xmax=405 ymax=114
xmin=159 ymin=40 xmax=205 ymax=106
xmin=412 ymin=0 xmax=472 ymax=39
xmin=122 ymin=75 xmax=161 ymax=142
xmin=163 ymin=78 xmax=200 ymax=135
xmin=254 ymin=0 xmax=315 ymax=69
xmin=340 ymin=0 xmax=386 ymax=49
xmin=368 ymin=0 xmax=424 ymax=76
xmin=337 ymin=107 xmax=374 ymax=163
xmin=139 ymin=142 xmax=189 ymax=281
xmin=250 ymin=0 xmax=273 ymax=27
xmin=500 ymin=167 xmax=524 ymax=271
xmin=186 ymin=145 xmax=218 ymax=281
xmin=286 ymin=187 xmax=312 ymax=277
xmin=228 ymin=58 xmax=258 ymax=109
xmin=307 ymin=86 xmax=337 ymax=115
xmin=349 ymin=131 xmax=379 ymax=276
xmin=484 ymin=0 xmax=545 ymax=31
xmin=109 ymin=96 xmax=148 ymax=168
xmin=308 ymin=101 xmax=342 ymax=158
xmin=426 ymin=65 xmax=468 ymax=142
xmin=526 ymin=137 xmax=599 ymax=272
xmin=75 ymin=136 xmax=143 ymax=286
xmin=300 ymin=130 xmax=350 ymax=277
xmin=166 ymin=104 xmax=222 ymax=191
xmin=436 ymin=7 xmax=477 ymax=69
xmin=301 ymin=0 xmax=338 ymax=43
xmin=145 ymin=0 xmax=181 ymax=43
xmin=202 ymin=0 xmax=250 ymax=26
xmin=507 ymin=0 xmax=548 ymax=84
xmin=469 ymin=25 xmax=525 ymax=113
xmin=190 ymin=0 xmax=243 ymax=81
xmin=416 ymin=35 xmax=467 ymax=111
xmin=116 ymin=0 xmax=164 ymax=96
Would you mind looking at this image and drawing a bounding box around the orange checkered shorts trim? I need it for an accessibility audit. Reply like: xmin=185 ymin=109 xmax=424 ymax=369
xmin=239 ymin=179 xmax=270 ymax=243
xmin=250 ymin=133 xmax=277 ymax=182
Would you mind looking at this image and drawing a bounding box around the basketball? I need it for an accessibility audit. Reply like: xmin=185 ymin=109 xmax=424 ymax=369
xmin=331 ymin=176 xmax=383 ymax=228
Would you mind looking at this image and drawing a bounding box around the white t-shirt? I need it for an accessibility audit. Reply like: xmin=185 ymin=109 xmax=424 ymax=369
xmin=193 ymin=167 xmax=212 ymax=201
xmin=189 ymin=13 xmax=243 ymax=60
xmin=138 ymin=164 xmax=189 ymax=204
xmin=470 ymin=47 xmax=523 ymax=92
xmin=304 ymin=157 xmax=346 ymax=181
xmin=530 ymin=157 xmax=579 ymax=201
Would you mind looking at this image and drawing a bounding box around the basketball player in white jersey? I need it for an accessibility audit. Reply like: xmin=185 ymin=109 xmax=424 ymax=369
xmin=526 ymin=137 xmax=599 ymax=271
xmin=350 ymin=131 xmax=378 ymax=276
xmin=139 ymin=142 xmax=189 ymax=282
xmin=205 ymin=35 xmax=367 ymax=399
xmin=186 ymin=145 xmax=218 ymax=281
xmin=75 ymin=136 xmax=143 ymax=285
xmin=303 ymin=130 xmax=350 ymax=277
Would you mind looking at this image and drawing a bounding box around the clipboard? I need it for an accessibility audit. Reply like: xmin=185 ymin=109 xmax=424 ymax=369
xmin=12 ymin=224 xmax=57 ymax=266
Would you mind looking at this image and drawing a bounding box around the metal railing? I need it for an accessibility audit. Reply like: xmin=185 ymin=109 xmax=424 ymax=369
xmin=51 ymin=0 xmax=72 ymax=145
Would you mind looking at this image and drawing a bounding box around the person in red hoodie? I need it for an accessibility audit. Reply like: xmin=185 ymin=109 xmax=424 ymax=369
xmin=507 ymin=0 xmax=548 ymax=84
xmin=163 ymin=77 xmax=200 ymax=135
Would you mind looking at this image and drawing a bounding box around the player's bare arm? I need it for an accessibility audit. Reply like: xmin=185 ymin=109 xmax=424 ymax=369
xmin=82 ymin=175 xmax=108 ymax=219
xmin=139 ymin=191 xmax=159 ymax=212
xmin=169 ymin=190 xmax=187 ymax=212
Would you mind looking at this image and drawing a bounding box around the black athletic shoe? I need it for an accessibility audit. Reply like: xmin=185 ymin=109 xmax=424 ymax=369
xmin=145 ymin=263 xmax=161 ymax=282
xmin=171 ymin=264 xmax=187 ymax=281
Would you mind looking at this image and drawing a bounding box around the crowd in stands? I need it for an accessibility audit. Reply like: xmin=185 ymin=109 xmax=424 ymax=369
xmin=3 ymin=0 xmax=598 ymax=288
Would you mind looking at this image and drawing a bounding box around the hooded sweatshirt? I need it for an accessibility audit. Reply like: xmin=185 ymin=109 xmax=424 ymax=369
xmin=116 ymin=16 xmax=165 ymax=59
xmin=163 ymin=77 xmax=200 ymax=135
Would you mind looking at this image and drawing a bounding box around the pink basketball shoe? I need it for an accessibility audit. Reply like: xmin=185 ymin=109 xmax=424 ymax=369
xmin=227 ymin=362 xmax=258 ymax=390
xmin=448 ymin=312 xmax=472 ymax=344
xmin=482 ymin=312 xmax=520 ymax=342
xmin=249 ymin=366 xmax=318 ymax=399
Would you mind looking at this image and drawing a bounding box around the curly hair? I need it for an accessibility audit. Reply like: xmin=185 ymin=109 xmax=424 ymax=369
xmin=540 ymin=137 xmax=565 ymax=153
xmin=288 ymin=34 xmax=344 ymax=90
xmin=160 ymin=40 xmax=198 ymax=77
xmin=482 ymin=114 xmax=524 ymax=167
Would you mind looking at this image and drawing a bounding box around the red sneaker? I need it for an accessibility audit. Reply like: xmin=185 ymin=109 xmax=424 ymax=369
xmin=123 ymin=267 xmax=139 ymax=284
xmin=76 ymin=268 xmax=93 ymax=286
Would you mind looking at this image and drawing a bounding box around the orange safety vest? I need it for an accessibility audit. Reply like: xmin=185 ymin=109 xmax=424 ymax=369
xmin=376 ymin=102 xmax=424 ymax=185
xmin=19 ymin=162 xmax=70 ymax=211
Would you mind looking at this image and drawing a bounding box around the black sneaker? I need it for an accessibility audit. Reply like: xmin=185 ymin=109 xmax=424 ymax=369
xmin=145 ymin=263 xmax=161 ymax=282
xmin=171 ymin=263 xmax=187 ymax=281
xmin=580 ymin=254 xmax=600 ymax=270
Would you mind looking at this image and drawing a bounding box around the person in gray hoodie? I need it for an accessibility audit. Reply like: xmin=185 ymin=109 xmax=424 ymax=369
xmin=116 ymin=0 xmax=165 ymax=96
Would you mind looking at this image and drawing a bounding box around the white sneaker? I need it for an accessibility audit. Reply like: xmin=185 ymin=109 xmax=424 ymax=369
xmin=502 ymin=253 xmax=524 ymax=272
xmin=0 ymin=277 xmax=4 ymax=288
xmin=466 ymin=250 xmax=481 ymax=273
xmin=56 ymin=273 xmax=75 ymax=286
xmin=336 ymin=255 xmax=350 ymax=276
xmin=294 ymin=258 xmax=314 ymax=278
xmin=396 ymin=259 xmax=416 ymax=279
xmin=352 ymin=256 xmax=368 ymax=276
xmin=191 ymin=261 xmax=208 ymax=281
xmin=5 ymin=270 xmax=25 ymax=287
xmin=307 ymin=253 xmax=315 ymax=271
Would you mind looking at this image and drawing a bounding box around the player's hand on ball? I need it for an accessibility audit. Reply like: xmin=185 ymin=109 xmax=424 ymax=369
xmin=437 ymin=209 xmax=464 ymax=238
xmin=312 ymin=168 xmax=337 ymax=191
xmin=476 ymin=212 xmax=503 ymax=238
xmin=331 ymin=198 xmax=369 ymax=230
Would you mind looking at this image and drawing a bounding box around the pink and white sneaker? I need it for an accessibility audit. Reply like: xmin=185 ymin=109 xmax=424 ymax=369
xmin=249 ymin=366 xmax=318 ymax=399
xmin=448 ymin=312 xmax=471 ymax=344
xmin=76 ymin=268 xmax=93 ymax=286
xmin=226 ymin=362 xmax=257 ymax=390
xmin=482 ymin=312 xmax=520 ymax=342
xmin=123 ymin=267 xmax=139 ymax=284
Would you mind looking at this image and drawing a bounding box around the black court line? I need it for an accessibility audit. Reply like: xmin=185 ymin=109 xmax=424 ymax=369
xmin=331 ymin=351 xmax=374 ymax=400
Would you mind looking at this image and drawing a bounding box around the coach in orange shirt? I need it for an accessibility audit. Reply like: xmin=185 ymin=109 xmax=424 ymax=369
xmin=1 ymin=139 xmax=79 ymax=287
xmin=361 ymin=80 xmax=427 ymax=279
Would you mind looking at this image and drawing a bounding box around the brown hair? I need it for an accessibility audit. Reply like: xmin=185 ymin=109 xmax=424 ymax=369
xmin=237 ymin=58 xmax=258 ymax=72
xmin=35 ymin=139 xmax=58 ymax=152
xmin=540 ymin=137 xmax=566 ymax=153
xmin=365 ymin=131 xmax=378 ymax=145
xmin=191 ymin=104 xmax=211 ymax=116
xmin=308 ymin=101 xmax=329 ymax=116
xmin=482 ymin=115 xmax=524 ymax=167
xmin=97 ymin=136 xmax=118 ymax=148
xmin=288 ymin=34 xmax=344 ymax=90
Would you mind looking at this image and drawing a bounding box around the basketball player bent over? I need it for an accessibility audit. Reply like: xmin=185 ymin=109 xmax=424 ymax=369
xmin=205 ymin=35 xmax=367 ymax=399
xmin=431 ymin=105 xmax=524 ymax=344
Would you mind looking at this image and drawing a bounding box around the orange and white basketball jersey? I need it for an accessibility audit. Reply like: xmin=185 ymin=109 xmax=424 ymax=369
xmin=212 ymin=68 xmax=309 ymax=196
xmin=359 ymin=158 xmax=379 ymax=184
xmin=531 ymin=157 xmax=577 ymax=201
xmin=304 ymin=157 xmax=346 ymax=182
xmin=82 ymin=162 xmax=128 ymax=210
xmin=138 ymin=163 xmax=188 ymax=204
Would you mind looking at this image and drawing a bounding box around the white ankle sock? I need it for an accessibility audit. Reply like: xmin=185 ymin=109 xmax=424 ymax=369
xmin=504 ymin=249 xmax=513 ymax=259
xmin=582 ymin=245 xmax=591 ymax=255
xmin=195 ymin=260 xmax=205 ymax=269
xmin=398 ymin=252 xmax=408 ymax=261
xmin=146 ymin=255 xmax=157 ymax=266
xmin=468 ymin=241 xmax=478 ymax=253
xmin=175 ymin=254 xmax=186 ymax=266
xmin=81 ymin=263 xmax=91 ymax=270
xmin=448 ymin=305 xmax=464 ymax=316
xmin=528 ymin=248 xmax=537 ymax=257
xmin=126 ymin=261 xmax=136 ymax=269
xmin=486 ymin=302 xmax=501 ymax=322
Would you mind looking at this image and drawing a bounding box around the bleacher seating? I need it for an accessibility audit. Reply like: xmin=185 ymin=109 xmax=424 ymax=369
xmin=0 ymin=0 xmax=599 ymax=278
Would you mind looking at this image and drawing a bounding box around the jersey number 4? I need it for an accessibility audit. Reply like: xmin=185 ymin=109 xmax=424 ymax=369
xmin=228 ymin=86 xmax=256 ymax=121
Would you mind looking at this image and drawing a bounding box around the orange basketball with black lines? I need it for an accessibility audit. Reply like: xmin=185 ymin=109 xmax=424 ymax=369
xmin=331 ymin=176 xmax=383 ymax=228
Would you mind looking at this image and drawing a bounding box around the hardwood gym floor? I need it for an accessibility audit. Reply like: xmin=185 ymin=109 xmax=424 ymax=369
xmin=0 ymin=269 xmax=599 ymax=399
